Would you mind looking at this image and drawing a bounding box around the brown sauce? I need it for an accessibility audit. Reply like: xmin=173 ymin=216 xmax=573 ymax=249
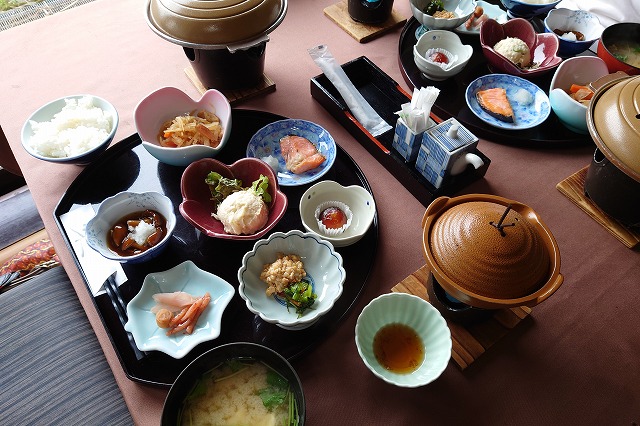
xmin=106 ymin=209 xmax=166 ymax=256
xmin=373 ymin=323 xmax=424 ymax=374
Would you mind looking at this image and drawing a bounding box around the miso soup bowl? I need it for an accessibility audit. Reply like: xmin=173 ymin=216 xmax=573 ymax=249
xmin=162 ymin=342 xmax=305 ymax=425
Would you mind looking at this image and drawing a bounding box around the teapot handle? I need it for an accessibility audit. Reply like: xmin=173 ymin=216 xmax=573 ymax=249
xmin=450 ymin=152 xmax=485 ymax=176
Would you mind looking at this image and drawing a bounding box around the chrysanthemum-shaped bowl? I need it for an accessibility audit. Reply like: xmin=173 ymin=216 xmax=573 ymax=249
xmin=85 ymin=191 xmax=176 ymax=264
xmin=238 ymin=230 xmax=346 ymax=330
xmin=134 ymin=86 xmax=231 ymax=167
xmin=355 ymin=293 xmax=452 ymax=387
xmin=124 ymin=260 xmax=234 ymax=359
xmin=299 ymin=180 xmax=376 ymax=247
xmin=410 ymin=0 xmax=476 ymax=31
xmin=480 ymin=18 xmax=561 ymax=78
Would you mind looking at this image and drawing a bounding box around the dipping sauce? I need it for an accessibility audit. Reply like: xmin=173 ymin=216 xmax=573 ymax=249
xmin=107 ymin=209 xmax=167 ymax=256
xmin=373 ymin=323 xmax=424 ymax=373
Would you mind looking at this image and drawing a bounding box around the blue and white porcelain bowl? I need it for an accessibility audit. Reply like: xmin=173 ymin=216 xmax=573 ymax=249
xmin=246 ymin=119 xmax=336 ymax=186
xmin=238 ymin=230 xmax=346 ymax=330
xmin=85 ymin=191 xmax=176 ymax=264
xmin=500 ymin=0 xmax=561 ymax=20
xmin=465 ymin=74 xmax=551 ymax=130
xmin=355 ymin=293 xmax=452 ymax=387
xmin=544 ymin=9 xmax=604 ymax=58
xmin=124 ymin=260 xmax=235 ymax=359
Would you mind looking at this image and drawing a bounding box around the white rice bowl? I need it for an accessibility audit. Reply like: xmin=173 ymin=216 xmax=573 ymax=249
xmin=27 ymin=96 xmax=113 ymax=158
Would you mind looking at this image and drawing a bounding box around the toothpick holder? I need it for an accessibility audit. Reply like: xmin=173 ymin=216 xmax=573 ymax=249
xmin=392 ymin=117 xmax=424 ymax=162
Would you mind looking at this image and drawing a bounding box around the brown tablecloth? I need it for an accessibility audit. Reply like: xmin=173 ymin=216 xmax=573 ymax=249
xmin=1 ymin=0 xmax=639 ymax=424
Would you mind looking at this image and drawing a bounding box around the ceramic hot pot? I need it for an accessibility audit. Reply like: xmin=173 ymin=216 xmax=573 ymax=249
xmin=585 ymin=74 xmax=640 ymax=228
xmin=145 ymin=0 xmax=287 ymax=90
xmin=421 ymin=194 xmax=563 ymax=315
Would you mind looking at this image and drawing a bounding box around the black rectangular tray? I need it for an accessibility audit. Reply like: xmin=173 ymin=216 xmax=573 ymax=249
xmin=311 ymin=56 xmax=491 ymax=208
xmin=53 ymin=109 xmax=378 ymax=387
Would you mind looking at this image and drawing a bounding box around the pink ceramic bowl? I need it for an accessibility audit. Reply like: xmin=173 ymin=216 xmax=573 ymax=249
xmin=480 ymin=18 xmax=562 ymax=77
xmin=179 ymin=157 xmax=287 ymax=240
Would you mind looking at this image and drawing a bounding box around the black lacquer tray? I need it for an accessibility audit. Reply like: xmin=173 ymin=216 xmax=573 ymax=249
xmin=311 ymin=56 xmax=490 ymax=208
xmin=398 ymin=16 xmax=593 ymax=146
xmin=53 ymin=109 xmax=378 ymax=387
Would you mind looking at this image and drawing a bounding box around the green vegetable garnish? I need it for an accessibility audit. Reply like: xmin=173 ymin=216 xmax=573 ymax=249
xmin=204 ymin=172 xmax=272 ymax=211
xmin=251 ymin=174 xmax=272 ymax=203
xmin=205 ymin=171 xmax=243 ymax=208
xmin=281 ymin=280 xmax=317 ymax=317
xmin=423 ymin=0 xmax=444 ymax=15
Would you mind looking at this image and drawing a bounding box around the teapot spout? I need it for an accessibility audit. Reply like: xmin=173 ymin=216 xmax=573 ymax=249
xmin=450 ymin=153 xmax=485 ymax=176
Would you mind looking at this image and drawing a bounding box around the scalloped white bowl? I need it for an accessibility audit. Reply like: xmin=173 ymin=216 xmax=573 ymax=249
xmin=238 ymin=230 xmax=346 ymax=330
xmin=299 ymin=180 xmax=376 ymax=247
xmin=355 ymin=293 xmax=452 ymax=387
xmin=124 ymin=260 xmax=235 ymax=359
xmin=85 ymin=191 xmax=176 ymax=264
xmin=134 ymin=86 xmax=231 ymax=167
xmin=413 ymin=30 xmax=473 ymax=81
xmin=410 ymin=0 xmax=476 ymax=30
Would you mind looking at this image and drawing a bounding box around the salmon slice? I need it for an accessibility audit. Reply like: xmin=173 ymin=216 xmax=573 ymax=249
xmin=279 ymin=135 xmax=326 ymax=174
xmin=476 ymin=88 xmax=514 ymax=123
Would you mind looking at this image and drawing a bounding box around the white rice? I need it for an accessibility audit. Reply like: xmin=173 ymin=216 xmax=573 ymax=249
xmin=28 ymin=96 xmax=112 ymax=158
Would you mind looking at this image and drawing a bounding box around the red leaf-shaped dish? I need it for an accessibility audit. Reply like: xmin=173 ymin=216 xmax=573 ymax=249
xmin=480 ymin=18 xmax=561 ymax=77
xmin=179 ymin=157 xmax=288 ymax=240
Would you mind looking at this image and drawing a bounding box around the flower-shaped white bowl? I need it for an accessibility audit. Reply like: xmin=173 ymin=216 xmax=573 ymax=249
xmin=238 ymin=230 xmax=346 ymax=330
xmin=21 ymin=94 xmax=118 ymax=165
xmin=134 ymin=86 xmax=231 ymax=167
xmin=355 ymin=293 xmax=452 ymax=387
xmin=299 ymin=180 xmax=376 ymax=247
xmin=124 ymin=260 xmax=234 ymax=359
xmin=410 ymin=0 xmax=477 ymax=31
xmin=548 ymin=56 xmax=609 ymax=134
xmin=85 ymin=191 xmax=176 ymax=264
xmin=246 ymin=119 xmax=336 ymax=186
xmin=413 ymin=30 xmax=473 ymax=81
xmin=544 ymin=9 xmax=604 ymax=58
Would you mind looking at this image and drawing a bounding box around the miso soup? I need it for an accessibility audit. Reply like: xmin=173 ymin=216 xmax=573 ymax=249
xmin=179 ymin=358 xmax=299 ymax=426
xmin=608 ymin=41 xmax=640 ymax=68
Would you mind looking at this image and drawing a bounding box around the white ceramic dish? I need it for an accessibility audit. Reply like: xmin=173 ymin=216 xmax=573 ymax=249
xmin=246 ymin=119 xmax=336 ymax=186
xmin=124 ymin=260 xmax=234 ymax=359
xmin=238 ymin=230 xmax=346 ymax=330
xmin=454 ymin=0 xmax=507 ymax=35
xmin=355 ymin=293 xmax=452 ymax=387
xmin=134 ymin=86 xmax=231 ymax=167
xmin=85 ymin=191 xmax=176 ymax=264
xmin=465 ymin=74 xmax=551 ymax=130
xmin=548 ymin=56 xmax=609 ymax=134
xmin=543 ymin=8 xmax=604 ymax=58
xmin=413 ymin=30 xmax=473 ymax=81
xmin=410 ymin=0 xmax=477 ymax=31
xmin=21 ymin=94 xmax=118 ymax=165
xmin=299 ymin=180 xmax=376 ymax=247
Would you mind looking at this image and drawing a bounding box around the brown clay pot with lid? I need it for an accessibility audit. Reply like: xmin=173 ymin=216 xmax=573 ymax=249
xmin=584 ymin=74 xmax=640 ymax=228
xmin=145 ymin=0 xmax=287 ymax=89
xmin=421 ymin=194 xmax=563 ymax=313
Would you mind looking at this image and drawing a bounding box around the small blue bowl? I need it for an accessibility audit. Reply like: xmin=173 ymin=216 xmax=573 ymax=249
xmin=86 ymin=191 xmax=176 ymax=264
xmin=500 ymin=0 xmax=561 ymax=19
xmin=246 ymin=119 xmax=336 ymax=186
xmin=544 ymin=9 xmax=604 ymax=58
xmin=21 ymin=95 xmax=118 ymax=165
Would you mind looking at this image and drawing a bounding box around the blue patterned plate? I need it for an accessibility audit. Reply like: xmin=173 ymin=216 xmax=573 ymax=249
xmin=246 ymin=119 xmax=336 ymax=186
xmin=465 ymin=74 xmax=550 ymax=131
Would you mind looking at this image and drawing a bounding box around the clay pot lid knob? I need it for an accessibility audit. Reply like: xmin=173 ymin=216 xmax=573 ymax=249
xmin=489 ymin=204 xmax=516 ymax=237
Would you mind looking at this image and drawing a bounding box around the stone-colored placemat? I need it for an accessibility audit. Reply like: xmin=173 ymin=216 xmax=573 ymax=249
xmin=556 ymin=166 xmax=640 ymax=249
xmin=323 ymin=1 xmax=407 ymax=43
xmin=391 ymin=265 xmax=532 ymax=370
xmin=185 ymin=66 xmax=276 ymax=105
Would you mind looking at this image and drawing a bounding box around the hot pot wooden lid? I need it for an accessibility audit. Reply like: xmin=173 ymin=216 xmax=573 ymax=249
xmin=147 ymin=0 xmax=287 ymax=47
xmin=589 ymin=75 xmax=640 ymax=182
xmin=428 ymin=200 xmax=550 ymax=300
